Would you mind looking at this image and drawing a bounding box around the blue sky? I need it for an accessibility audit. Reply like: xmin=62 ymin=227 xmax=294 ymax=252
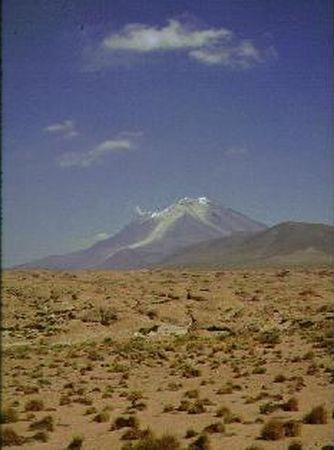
xmin=3 ymin=0 xmax=333 ymax=266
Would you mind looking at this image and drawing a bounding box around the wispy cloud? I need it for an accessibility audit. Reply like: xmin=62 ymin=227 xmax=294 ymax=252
xmin=190 ymin=40 xmax=264 ymax=68
xmin=58 ymin=138 xmax=133 ymax=168
xmin=45 ymin=120 xmax=79 ymax=138
xmin=224 ymin=147 xmax=249 ymax=157
xmin=93 ymin=19 xmax=276 ymax=70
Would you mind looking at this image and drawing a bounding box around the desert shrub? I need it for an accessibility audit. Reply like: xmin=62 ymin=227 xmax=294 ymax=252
xmin=216 ymin=385 xmax=233 ymax=395
xmin=274 ymin=374 xmax=286 ymax=383
xmin=177 ymin=400 xmax=191 ymax=411
xmin=84 ymin=406 xmax=97 ymax=415
xmin=258 ymin=330 xmax=281 ymax=346
xmin=24 ymin=398 xmax=44 ymax=411
xmin=188 ymin=399 xmax=206 ymax=414
xmin=260 ymin=419 xmax=285 ymax=440
xmin=0 ymin=407 xmax=19 ymax=423
xmin=244 ymin=446 xmax=264 ymax=450
xmin=1 ymin=427 xmax=25 ymax=446
xmin=203 ymin=422 xmax=225 ymax=433
xmin=283 ymin=420 xmax=301 ymax=437
xmin=259 ymin=402 xmax=278 ymax=415
xmin=303 ymin=405 xmax=327 ymax=424
xmin=66 ymin=436 xmax=84 ymax=449
xmin=29 ymin=415 xmax=54 ymax=432
xmin=32 ymin=431 xmax=49 ymax=442
xmin=188 ymin=433 xmax=211 ymax=450
xmin=185 ymin=429 xmax=198 ymax=438
xmin=215 ymin=406 xmax=237 ymax=422
xmin=288 ymin=442 xmax=303 ymax=450
xmin=282 ymin=397 xmax=299 ymax=411
xmin=182 ymin=365 xmax=201 ymax=378
xmin=184 ymin=389 xmax=199 ymax=399
xmin=121 ymin=428 xmax=151 ymax=441
xmin=127 ymin=390 xmax=144 ymax=405
xmin=120 ymin=432 xmax=181 ymax=450
xmin=253 ymin=365 xmax=267 ymax=374
xmin=59 ymin=395 xmax=71 ymax=406
xmin=163 ymin=404 xmax=174 ymax=413
xmin=93 ymin=411 xmax=110 ymax=423
xmin=82 ymin=305 xmax=117 ymax=326
xmin=111 ymin=415 xmax=139 ymax=430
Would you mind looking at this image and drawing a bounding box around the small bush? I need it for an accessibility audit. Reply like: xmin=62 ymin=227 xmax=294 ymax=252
xmin=258 ymin=330 xmax=281 ymax=345
xmin=111 ymin=415 xmax=139 ymax=430
xmin=121 ymin=428 xmax=149 ymax=441
xmin=24 ymin=398 xmax=44 ymax=412
xmin=203 ymin=422 xmax=225 ymax=433
xmin=188 ymin=433 xmax=211 ymax=450
xmin=282 ymin=397 xmax=299 ymax=412
xmin=32 ymin=431 xmax=49 ymax=442
xmin=29 ymin=415 xmax=54 ymax=432
xmin=261 ymin=419 xmax=285 ymax=440
xmin=284 ymin=420 xmax=301 ymax=437
xmin=0 ymin=407 xmax=19 ymax=424
xmin=1 ymin=427 xmax=25 ymax=446
xmin=188 ymin=399 xmax=206 ymax=414
xmin=185 ymin=429 xmax=198 ymax=438
xmin=120 ymin=432 xmax=181 ymax=450
xmin=215 ymin=406 xmax=237 ymax=422
xmin=259 ymin=402 xmax=278 ymax=415
xmin=184 ymin=389 xmax=199 ymax=399
xmin=244 ymin=446 xmax=264 ymax=450
xmin=93 ymin=411 xmax=110 ymax=423
xmin=274 ymin=374 xmax=286 ymax=383
xmin=288 ymin=442 xmax=303 ymax=450
xmin=303 ymin=405 xmax=327 ymax=424
xmin=182 ymin=366 xmax=201 ymax=378
xmin=66 ymin=436 xmax=84 ymax=450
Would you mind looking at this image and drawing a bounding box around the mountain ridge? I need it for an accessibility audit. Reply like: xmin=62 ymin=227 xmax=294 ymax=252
xmin=161 ymin=221 xmax=334 ymax=267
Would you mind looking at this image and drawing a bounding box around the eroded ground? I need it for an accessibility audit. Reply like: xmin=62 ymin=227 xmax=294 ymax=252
xmin=1 ymin=268 xmax=333 ymax=449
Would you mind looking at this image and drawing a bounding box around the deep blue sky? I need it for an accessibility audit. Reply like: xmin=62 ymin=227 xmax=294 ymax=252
xmin=3 ymin=0 xmax=333 ymax=266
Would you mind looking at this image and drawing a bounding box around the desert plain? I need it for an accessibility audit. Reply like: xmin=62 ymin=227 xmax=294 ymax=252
xmin=1 ymin=267 xmax=333 ymax=449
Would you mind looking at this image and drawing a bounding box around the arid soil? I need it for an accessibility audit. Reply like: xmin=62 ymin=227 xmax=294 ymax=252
xmin=1 ymin=268 xmax=333 ymax=449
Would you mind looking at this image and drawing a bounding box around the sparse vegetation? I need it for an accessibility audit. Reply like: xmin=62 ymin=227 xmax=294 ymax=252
xmin=0 ymin=407 xmax=19 ymax=424
xmin=1 ymin=427 xmax=25 ymax=446
xmin=66 ymin=436 xmax=84 ymax=449
xmin=303 ymin=405 xmax=328 ymax=424
xmin=188 ymin=433 xmax=211 ymax=450
xmin=24 ymin=398 xmax=44 ymax=412
xmin=2 ymin=268 xmax=333 ymax=449
xmin=120 ymin=432 xmax=181 ymax=450
xmin=29 ymin=415 xmax=54 ymax=432
xmin=260 ymin=419 xmax=285 ymax=440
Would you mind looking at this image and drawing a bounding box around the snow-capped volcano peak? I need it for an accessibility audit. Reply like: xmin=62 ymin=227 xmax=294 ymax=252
xmin=23 ymin=197 xmax=267 ymax=269
xmin=136 ymin=197 xmax=214 ymax=220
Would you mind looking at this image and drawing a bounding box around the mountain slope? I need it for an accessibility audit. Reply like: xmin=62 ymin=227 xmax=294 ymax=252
xmin=20 ymin=197 xmax=266 ymax=269
xmin=162 ymin=222 xmax=334 ymax=267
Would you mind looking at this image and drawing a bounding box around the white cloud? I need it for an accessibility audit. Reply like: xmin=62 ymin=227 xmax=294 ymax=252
xmin=58 ymin=138 xmax=133 ymax=168
xmin=97 ymin=19 xmax=276 ymax=69
xmin=224 ymin=147 xmax=249 ymax=157
xmin=45 ymin=120 xmax=79 ymax=138
xmin=103 ymin=19 xmax=231 ymax=52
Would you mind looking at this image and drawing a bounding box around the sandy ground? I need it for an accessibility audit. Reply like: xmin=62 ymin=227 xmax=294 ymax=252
xmin=1 ymin=267 xmax=333 ymax=449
